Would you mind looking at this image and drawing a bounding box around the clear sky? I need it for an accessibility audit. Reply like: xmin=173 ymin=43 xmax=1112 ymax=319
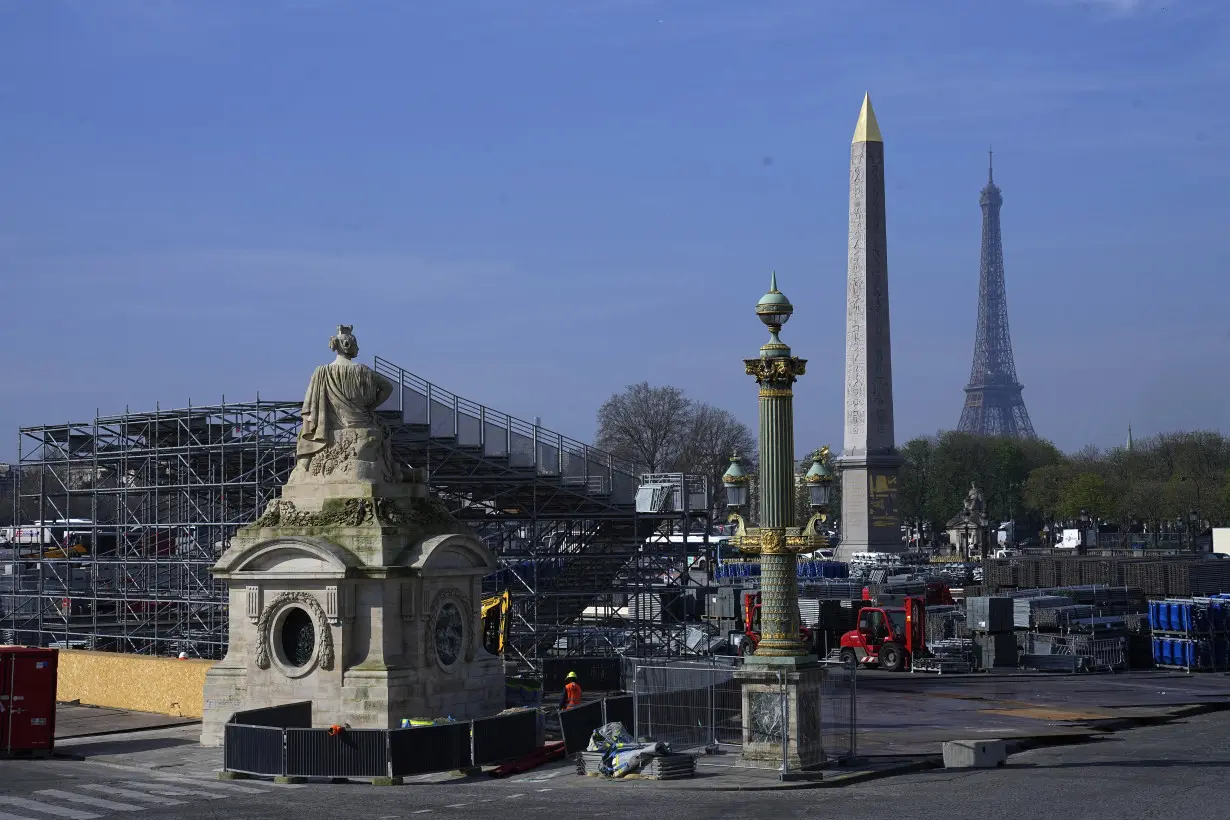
xmin=2 ymin=0 xmax=1228 ymax=462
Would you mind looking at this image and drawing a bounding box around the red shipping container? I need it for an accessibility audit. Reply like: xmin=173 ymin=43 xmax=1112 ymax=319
xmin=0 ymin=646 xmax=59 ymax=754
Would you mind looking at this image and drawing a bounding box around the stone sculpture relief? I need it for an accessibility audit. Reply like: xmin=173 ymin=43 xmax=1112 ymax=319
xmin=254 ymin=591 xmax=335 ymax=672
xmin=288 ymin=325 xmax=404 ymax=485
xmin=425 ymin=588 xmax=476 ymax=667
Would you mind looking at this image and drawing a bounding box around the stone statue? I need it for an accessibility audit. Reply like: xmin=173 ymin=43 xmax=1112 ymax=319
xmin=962 ymin=482 xmax=985 ymax=516
xmin=288 ymin=325 xmax=403 ymax=485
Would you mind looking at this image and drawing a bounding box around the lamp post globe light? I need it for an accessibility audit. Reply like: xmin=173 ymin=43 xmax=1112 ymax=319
xmin=724 ymin=273 xmax=828 ymax=662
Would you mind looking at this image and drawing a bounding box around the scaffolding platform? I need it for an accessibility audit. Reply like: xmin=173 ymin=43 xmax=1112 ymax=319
xmin=4 ymin=356 xmax=712 ymax=669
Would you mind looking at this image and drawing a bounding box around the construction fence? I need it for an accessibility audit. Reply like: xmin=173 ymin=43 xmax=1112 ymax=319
xmin=624 ymin=658 xmax=857 ymax=775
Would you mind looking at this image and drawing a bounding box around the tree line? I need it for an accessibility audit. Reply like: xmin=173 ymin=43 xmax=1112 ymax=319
xmin=894 ymin=430 xmax=1230 ymax=539
xmin=594 ymin=382 xmax=1230 ymax=540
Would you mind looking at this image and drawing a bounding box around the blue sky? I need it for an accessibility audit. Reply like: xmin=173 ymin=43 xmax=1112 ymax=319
xmin=2 ymin=0 xmax=1228 ymax=462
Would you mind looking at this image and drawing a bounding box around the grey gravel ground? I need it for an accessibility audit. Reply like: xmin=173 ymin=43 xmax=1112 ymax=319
xmin=4 ymin=709 xmax=1228 ymax=820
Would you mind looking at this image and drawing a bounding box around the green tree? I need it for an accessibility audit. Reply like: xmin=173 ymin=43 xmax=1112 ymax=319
xmin=898 ymin=437 xmax=935 ymax=531
xmin=1057 ymin=472 xmax=1112 ymax=520
xmin=1023 ymin=462 xmax=1075 ymax=521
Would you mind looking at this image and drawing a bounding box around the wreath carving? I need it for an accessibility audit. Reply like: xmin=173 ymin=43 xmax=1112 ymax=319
xmin=425 ymin=588 xmax=475 ymax=667
xmin=255 ymin=591 xmax=335 ymax=672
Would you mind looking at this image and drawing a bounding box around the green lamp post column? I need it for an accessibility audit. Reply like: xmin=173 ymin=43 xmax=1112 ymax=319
xmin=724 ymin=273 xmax=825 ymax=660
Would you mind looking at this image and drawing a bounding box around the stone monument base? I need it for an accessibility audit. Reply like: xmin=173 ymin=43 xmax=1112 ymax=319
xmin=735 ymin=659 xmax=826 ymax=771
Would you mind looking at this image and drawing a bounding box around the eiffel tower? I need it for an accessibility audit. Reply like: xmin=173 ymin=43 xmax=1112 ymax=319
xmin=957 ymin=152 xmax=1036 ymax=438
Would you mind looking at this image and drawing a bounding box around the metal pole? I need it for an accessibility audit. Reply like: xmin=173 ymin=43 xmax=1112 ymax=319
xmin=632 ymin=665 xmax=639 ymax=741
xmin=779 ymin=670 xmax=788 ymax=776
xmin=850 ymin=664 xmax=858 ymax=760
xmin=708 ymin=660 xmax=716 ymax=749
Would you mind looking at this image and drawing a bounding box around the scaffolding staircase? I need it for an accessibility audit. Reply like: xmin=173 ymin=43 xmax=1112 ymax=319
xmin=373 ymin=357 xmax=652 ymax=665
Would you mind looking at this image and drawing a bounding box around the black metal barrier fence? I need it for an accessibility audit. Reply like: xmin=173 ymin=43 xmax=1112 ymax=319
xmin=559 ymin=696 xmax=635 ymax=755
xmin=223 ymin=704 xmax=538 ymax=780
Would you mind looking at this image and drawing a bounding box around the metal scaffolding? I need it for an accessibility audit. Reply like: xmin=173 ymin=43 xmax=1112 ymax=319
xmin=3 ymin=357 xmax=716 ymax=668
xmin=2 ymin=400 xmax=299 ymax=658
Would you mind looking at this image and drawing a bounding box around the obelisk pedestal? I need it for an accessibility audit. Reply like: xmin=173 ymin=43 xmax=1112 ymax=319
xmin=835 ymin=94 xmax=904 ymax=560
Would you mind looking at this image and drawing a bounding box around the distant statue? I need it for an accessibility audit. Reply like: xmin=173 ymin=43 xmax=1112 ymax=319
xmin=962 ymin=482 xmax=985 ymax=516
xmin=288 ymin=325 xmax=403 ymax=485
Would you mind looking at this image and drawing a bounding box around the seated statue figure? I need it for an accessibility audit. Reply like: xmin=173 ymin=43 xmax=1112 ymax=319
xmin=287 ymin=325 xmax=403 ymax=485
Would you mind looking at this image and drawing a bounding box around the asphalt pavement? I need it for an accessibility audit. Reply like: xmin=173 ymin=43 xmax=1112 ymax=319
xmin=4 ymin=709 xmax=1228 ymax=820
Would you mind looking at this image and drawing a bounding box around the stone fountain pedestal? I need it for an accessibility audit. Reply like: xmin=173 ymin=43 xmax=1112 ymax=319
xmin=735 ymin=659 xmax=826 ymax=772
xmin=199 ymin=326 xmax=504 ymax=747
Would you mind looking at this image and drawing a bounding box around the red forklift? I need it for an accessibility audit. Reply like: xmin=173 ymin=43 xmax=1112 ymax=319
xmin=837 ymin=595 xmax=927 ymax=672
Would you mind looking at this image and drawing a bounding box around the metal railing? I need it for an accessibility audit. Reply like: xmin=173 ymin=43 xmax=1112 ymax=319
xmin=625 ymin=658 xmax=857 ymax=776
xmin=373 ymin=356 xmax=642 ymax=500
xmin=1020 ymin=633 xmax=1127 ymax=672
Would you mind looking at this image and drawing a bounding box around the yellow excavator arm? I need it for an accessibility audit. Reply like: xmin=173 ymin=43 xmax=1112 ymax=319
xmin=481 ymin=590 xmax=510 ymax=656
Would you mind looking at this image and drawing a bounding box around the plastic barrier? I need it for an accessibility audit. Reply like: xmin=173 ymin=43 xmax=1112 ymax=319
xmin=389 ymin=722 xmax=471 ymax=777
xmin=603 ymin=695 xmax=635 ymax=732
xmin=222 ymin=724 xmax=284 ymax=776
xmin=472 ymin=709 xmax=539 ymax=766
xmin=559 ymin=701 xmax=605 ymax=755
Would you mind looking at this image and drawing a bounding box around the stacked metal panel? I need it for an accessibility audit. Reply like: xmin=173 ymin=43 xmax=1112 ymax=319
xmin=986 ymin=556 xmax=1220 ymax=598
xmin=1012 ymin=596 xmax=1075 ymax=629
xmin=639 ymin=754 xmax=696 ymax=780
xmin=967 ymin=597 xmax=1014 ymax=633
xmin=973 ymin=633 xmax=1018 ymax=669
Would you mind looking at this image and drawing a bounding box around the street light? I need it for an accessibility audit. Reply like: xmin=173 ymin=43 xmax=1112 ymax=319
xmin=978 ymin=512 xmax=990 ymax=562
xmin=1079 ymin=509 xmax=1091 ymax=553
xmin=722 ymin=452 xmax=750 ymax=510
xmin=725 ymin=273 xmax=825 ymax=660
xmin=804 ymin=447 xmax=833 ymax=524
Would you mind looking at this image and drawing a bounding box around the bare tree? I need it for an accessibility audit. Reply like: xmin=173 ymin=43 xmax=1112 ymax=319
xmin=595 ymin=383 xmax=755 ymax=515
xmin=678 ymin=404 xmax=756 ymax=515
xmin=595 ymin=383 xmax=692 ymax=472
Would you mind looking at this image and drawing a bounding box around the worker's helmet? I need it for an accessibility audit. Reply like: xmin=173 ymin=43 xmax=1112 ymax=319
xmin=565 ymin=671 xmax=578 ymax=681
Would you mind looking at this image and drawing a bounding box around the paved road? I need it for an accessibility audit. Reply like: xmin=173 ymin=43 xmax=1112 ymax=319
xmin=4 ymin=710 xmax=1228 ymax=820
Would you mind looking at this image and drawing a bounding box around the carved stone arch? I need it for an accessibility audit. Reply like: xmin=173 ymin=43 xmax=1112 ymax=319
xmin=402 ymin=533 xmax=497 ymax=574
xmin=215 ymin=535 xmax=358 ymax=576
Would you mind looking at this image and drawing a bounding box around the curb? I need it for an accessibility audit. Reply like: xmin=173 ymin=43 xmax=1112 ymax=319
xmin=55 ymin=721 xmax=203 ymax=742
xmin=634 ymin=758 xmax=942 ymax=792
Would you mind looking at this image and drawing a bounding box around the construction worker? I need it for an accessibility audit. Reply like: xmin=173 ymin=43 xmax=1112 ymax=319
xmin=559 ymin=671 xmax=582 ymax=710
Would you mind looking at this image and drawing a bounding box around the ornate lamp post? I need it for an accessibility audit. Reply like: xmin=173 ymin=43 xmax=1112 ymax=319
xmin=724 ymin=273 xmax=827 ymax=660
xmin=722 ymin=273 xmax=829 ymax=773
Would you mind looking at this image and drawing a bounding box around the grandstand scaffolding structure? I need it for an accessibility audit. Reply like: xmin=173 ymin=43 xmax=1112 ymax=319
xmin=3 ymin=356 xmax=716 ymax=668
xmin=3 ymin=399 xmax=299 ymax=658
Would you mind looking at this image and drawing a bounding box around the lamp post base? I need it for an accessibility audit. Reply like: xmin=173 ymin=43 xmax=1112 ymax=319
xmin=735 ymin=661 xmax=826 ymax=771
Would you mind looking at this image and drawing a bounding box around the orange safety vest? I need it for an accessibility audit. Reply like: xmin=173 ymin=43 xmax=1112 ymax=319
xmin=564 ymin=681 xmax=582 ymax=709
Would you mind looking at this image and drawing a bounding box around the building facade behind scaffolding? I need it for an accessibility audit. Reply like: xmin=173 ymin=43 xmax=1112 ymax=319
xmin=2 ymin=356 xmax=713 ymax=667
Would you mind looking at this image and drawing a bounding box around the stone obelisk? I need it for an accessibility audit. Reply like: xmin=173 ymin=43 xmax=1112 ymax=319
xmin=835 ymin=93 xmax=903 ymax=559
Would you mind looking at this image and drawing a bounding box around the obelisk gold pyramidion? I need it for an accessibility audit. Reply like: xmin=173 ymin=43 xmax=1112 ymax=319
xmin=835 ymin=93 xmax=903 ymax=560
